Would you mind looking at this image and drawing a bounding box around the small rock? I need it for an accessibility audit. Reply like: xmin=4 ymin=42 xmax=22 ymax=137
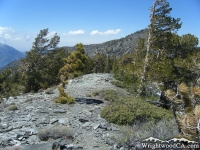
xmin=93 ymin=123 xmax=100 ymax=130
xmin=53 ymin=109 xmax=67 ymax=113
xmin=58 ymin=118 xmax=69 ymax=124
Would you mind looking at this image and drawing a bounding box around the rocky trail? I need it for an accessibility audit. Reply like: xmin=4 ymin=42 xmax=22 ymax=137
xmin=0 ymin=73 xmax=130 ymax=150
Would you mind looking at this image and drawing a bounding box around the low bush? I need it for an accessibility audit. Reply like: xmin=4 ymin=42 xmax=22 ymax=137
xmin=37 ymin=125 xmax=74 ymax=141
xmin=101 ymin=89 xmax=119 ymax=102
xmin=114 ymin=119 xmax=178 ymax=147
xmin=111 ymin=80 xmax=125 ymax=88
xmin=55 ymin=96 xmax=74 ymax=104
xmin=101 ymin=96 xmax=173 ymax=125
xmin=92 ymin=89 xmax=123 ymax=102
xmin=92 ymin=91 xmax=100 ymax=96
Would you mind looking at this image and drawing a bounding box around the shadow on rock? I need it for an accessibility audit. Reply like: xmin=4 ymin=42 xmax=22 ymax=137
xmin=75 ymin=98 xmax=104 ymax=104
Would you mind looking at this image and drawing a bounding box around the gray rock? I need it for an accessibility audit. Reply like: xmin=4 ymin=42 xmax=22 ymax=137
xmin=92 ymin=123 xmax=100 ymax=130
xmin=58 ymin=118 xmax=69 ymax=124
xmin=50 ymin=118 xmax=58 ymax=124
xmin=27 ymin=135 xmax=41 ymax=144
xmin=53 ymin=109 xmax=67 ymax=113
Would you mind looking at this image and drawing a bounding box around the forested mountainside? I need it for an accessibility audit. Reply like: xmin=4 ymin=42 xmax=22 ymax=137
xmin=0 ymin=43 xmax=25 ymax=68
xmin=62 ymin=29 xmax=147 ymax=58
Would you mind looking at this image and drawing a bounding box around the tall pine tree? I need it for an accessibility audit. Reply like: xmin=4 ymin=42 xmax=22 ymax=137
xmin=138 ymin=0 xmax=182 ymax=96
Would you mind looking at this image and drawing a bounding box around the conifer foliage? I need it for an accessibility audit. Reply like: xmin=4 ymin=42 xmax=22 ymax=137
xmin=139 ymin=0 xmax=182 ymax=96
xmin=21 ymin=28 xmax=60 ymax=92
xmin=59 ymin=43 xmax=88 ymax=87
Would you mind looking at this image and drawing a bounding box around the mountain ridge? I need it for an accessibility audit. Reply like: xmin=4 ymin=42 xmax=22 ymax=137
xmin=62 ymin=29 xmax=147 ymax=58
xmin=0 ymin=29 xmax=147 ymax=71
xmin=0 ymin=43 xmax=25 ymax=69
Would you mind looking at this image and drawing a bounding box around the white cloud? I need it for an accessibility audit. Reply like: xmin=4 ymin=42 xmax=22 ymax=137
xmin=0 ymin=26 xmax=15 ymax=35
xmin=104 ymin=29 xmax=121 ymax=35
xmin=15 ymin=38 xmax=21 ymax=41
xmin=90 ymin=29 xmax=122 ymax=35
xmin=90 ymin=30 xmax=103 ymax=35
xmin=4 ymin=34 xmax=11 ymax=39
xmin=68 ymin=30 xmax=84 ymax=35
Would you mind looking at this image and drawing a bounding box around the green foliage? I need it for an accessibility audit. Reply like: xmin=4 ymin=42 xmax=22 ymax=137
xmin=84 ymin=56 xmax=95 ymax=74
xmin=21 ymin=28 xmax=61 ymax=92
xmin=55 ymin=96 xmax=74 ymax=104
xmin=0 ymin=69 xmax=21 ymax=99
xmin=138 ymin=0 xmax=182 ymax=96
xmin=92 ymin=89 xmax=125 ymax=102
xmin=111 ymin=80 xmax=125 ymax=88
xmin=101 ymin=96 xmax=173 ymax=125
xmin=55 ymin=86 xmax=74 ymax=104
xmin=150 ymin=0 xmax=182 ymax=50
xmin=93 ymin=52 xmax=106 ymax=73
xmin=92 ymin=91 xmax=100 ymax=96
xmin=59 ymin=43 xmax=88 ymax=86
xmin=100 ymin=89 xmax=119 ymax=102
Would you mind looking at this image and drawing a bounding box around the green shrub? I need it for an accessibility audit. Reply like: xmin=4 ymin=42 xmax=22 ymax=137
xmin=55 ymin=86 xmax=74 ymax=104
xmin=92 ymin=91 xmax=100 ymax=96
xmin=93 ymin=89 xmax=122 ymax=102
xmin=111 ymin=80 xmax=125 ymax=88
xmin=57 ymin=86 xmax=68 ymax=97
xmin=7 ymin=105 xmax=18 ymax=111
xmin=102 ymin=89 xmax=119 ymax=102
xmin=37 ymin=125 xmax=74 ymax=141
xmin=55 ymin=96 xmax=74 ymax=104
xmin=101 ymin=96 xmax=173 ymax=125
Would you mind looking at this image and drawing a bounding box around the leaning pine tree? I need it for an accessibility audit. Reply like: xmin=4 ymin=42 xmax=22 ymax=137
xmin=55 ymin=43 xmax=88 ymax=104
xmin=138 ymin=0 xmax=182 ymax=96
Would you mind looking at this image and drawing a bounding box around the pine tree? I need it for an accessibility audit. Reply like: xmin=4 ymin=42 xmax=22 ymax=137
xmin=22 ymin=28 xmax=60 ymax=92
xmin=138 ymin=0 xmax=182 ymax=96
xmin=93 ymin=53 xmax=105 ymax=73
xmin=59 ymin=43 xmax=88 ymax=87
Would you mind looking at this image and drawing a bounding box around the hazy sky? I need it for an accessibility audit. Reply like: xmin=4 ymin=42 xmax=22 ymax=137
xmin=0 ymin=0 xmax=199 ymax=52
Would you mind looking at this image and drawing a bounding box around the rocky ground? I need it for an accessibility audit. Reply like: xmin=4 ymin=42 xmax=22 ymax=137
xmin=0 ymin=73 xmax=132 ymax=150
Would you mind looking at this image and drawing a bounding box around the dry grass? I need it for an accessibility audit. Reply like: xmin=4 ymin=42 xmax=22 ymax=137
xmin=165 ymin=89 xmax=176 ymax=101
xmin=113 ymin=119 xmax=179 ymax=147
xmin=178 ymin=82 xmax=190 ymax=95
xmin=194 ymin=105 xmax=200 ymax=117
xmin=37 ymin=125 xmax=74 ymax=141
xmin=191 ymin=86 xmax=200 ymax=96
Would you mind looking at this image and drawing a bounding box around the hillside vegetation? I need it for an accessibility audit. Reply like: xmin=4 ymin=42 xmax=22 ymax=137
xmin=1 ymin=0 xmax=200 ymax=145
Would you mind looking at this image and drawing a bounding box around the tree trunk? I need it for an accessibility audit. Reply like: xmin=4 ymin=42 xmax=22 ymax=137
xmin=138 ymin=0 xmax=156 ymax=96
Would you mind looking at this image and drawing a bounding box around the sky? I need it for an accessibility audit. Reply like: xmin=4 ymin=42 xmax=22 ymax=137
xmin=0 ymin=0 xmax=200 ymax=52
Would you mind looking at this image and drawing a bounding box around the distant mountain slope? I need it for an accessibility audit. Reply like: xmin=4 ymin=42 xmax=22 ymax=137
xmin=0 ymin=29 xmax=147 ymax=72
xmin=62 ymin=29 xmax=147 ymax=58
xmin=0 ymin=43 xmax=25 ymax=68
